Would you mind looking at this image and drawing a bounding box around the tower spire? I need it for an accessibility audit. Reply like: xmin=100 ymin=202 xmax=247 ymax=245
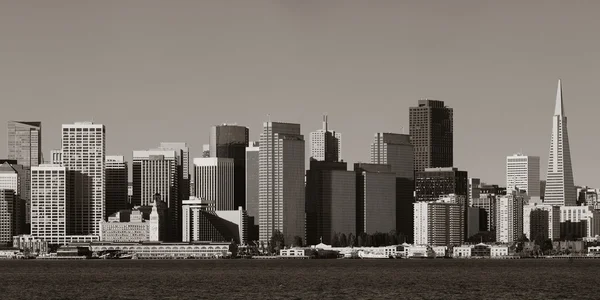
xmin=555 ymin=79 xmax=564 ymax=116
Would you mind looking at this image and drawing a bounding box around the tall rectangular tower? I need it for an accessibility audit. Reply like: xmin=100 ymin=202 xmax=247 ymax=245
xmin=159 ymin=142 xmax=190 ymax=201
xmin=245 ymin=141 xmax=260 ymax=226
xmin=545 ymin=80 xmax=576 ymax=206
xmin=7 ymin=121 xmax=42 ymax=168
xmin=259 ymin=122 xmax=305 ymax=245
xmin=193 ymin=157 xmax=235 ymax=211
xmin=61 ymin=122 xmax=105 ymax=236
xmin=105 ymin=155 xmax=128 ymax=219
xmin=210 ymin=125 xmax=249 ymax=210
xmin=409 ymin=100 xmax=453 ymax=173
xmin=30 ymin=164 xmax=67 ymax=244
xmin=310 ymin=115 xmax=342 ymax=162
xmin=506 ymin=153 xmax=541 ymax=198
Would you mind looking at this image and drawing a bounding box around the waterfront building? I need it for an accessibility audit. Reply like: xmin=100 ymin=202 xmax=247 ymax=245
xmin=506 ymin=153 xmax=541 ymax=200
xmin=310 ymin=115 xmax=342 ymax=162
xmin=305 ymin=160 xmax=355 ymax=245
xmin=99 ymin=203 xmax=160 ymax=243
xmin=409 ymin=99 xmax=453 ymax=173
xmin=355 ymin=163 xmax=396 ymax=234
xmin=30 ymin=164 xmax=67 ymax=244
xmin=545 ymin=80 xmax=576 ymax=206
xmin=182 ymin=197 xmax=248 ymax=244
xmin=62 ymin=122 xmax=105 ymax=236
xmin=89 ymin=242 xmax=232 ymax=258
xmin=210 ymin=124 xmax=249 ymax=210
xmin=258 ymin=122 xmax=305 ymax=245
xmin=105 ymin=155 xmax=128 ymax=219
xmin=245 ymin=141 xmax=259 ymax=226
xmin=12 ymin=235 xmax=48 ymax=253
xmin=413 ymin=197 xmax=464 ymax=246
xmin=496 ymin=192 xmax=525 ymax=243
xmin=193 ymin=157 xmax=234 ymax=211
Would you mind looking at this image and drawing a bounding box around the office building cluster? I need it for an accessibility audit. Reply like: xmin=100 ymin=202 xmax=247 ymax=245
xmin=2 ymin=80 xmax=599 ymax=250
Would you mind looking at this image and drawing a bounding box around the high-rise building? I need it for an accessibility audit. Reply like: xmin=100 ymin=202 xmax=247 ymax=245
xmin=506 ymin=153 xmax=541 ymax=199
xmin=7 ymin=121 xmax=42 ymax=168
xmin=559 ymin=206 xmax=600 ymax=240
xmin=193 ymin=157 xmax=235 ymax=211
xmin=496 ymin=193 xmax=525 ymax=243
xmin=545 ymin=80 xmax=576 ymax=206
xmin=369 ymin=132 xmax=414 ymax=239
xmin=472 ymin=194 xmax=497 ymax=231
xmin=132 ymin=149 xmax=180 ymax=241
xmin=310 ymin=115 xmax=342 ymax=162
xmin=416 ymin=167 xmax=468 ymax=202
xmin=158 ymin=142 xmax=190 ymax=201
xmin=0 ymin=162 xmax=24 ymax=236
xmin=181 ymin=197 xmax=247 ymax=244
xmin=202 ymin=144 xmax=210 ymax=158
xmin=30 ymin=164 xmax=67 ymax=244
xmin=409 ymin=100 xmax=453 ymax=173
xmin=413 ymin=197 xmax=464 ymax=246
xmin=305 ymin=161 xmax=356 ymax=245
xmin=468 ymin=178 xmax=481 ymax=205
xmin=61 ymin=122 xmax=105 ymax=236
xmin=245 ymin=141 xmax=260 ymax=226
xmin=210 ymin=124 xmax=249 ymax=211
xmin=105 ymin=155 xmax=128 ymax=219
xmin=0 ymin=190 xmax=15 ymax=244
xmin=258 ymin=122 xmax=305 ymax=244
xmin=355 ymin=163 xmax=396 ymax=235
xmin=523 ymin=203 xmax=560 ymax=241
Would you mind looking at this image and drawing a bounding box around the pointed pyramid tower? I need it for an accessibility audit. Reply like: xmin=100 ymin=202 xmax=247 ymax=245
xmin=545 ymin=79 xmax=576 ymax=206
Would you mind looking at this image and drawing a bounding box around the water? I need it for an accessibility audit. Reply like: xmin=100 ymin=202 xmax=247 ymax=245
xmin=0 ymin=259 xmax=596 ymax=299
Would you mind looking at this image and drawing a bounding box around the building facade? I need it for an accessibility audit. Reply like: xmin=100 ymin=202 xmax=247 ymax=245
xmin=105 ymin=155 xmax=128 ymax=219
xmin=496 ymin=193 xmax=524 ymax=243
xmin=409 ymin=100 xmax=453 ymax=173
xmin=0 ymin=190 xmax=15 ymax=244
xmin=181 ymin=198 xmax=245 ymax=244
xmin=159 ymin=142 xmax=191 ymax=203
xmin=523 ymin=203 xmax=560 ymax=241
xmin=30 ymin=164 xmax=67 ymax=244
xmin=0 ymin=162 xmax=25 ymax=236
xmin=258 ymin=122 xmax=305 ymax=244
xmin=210 ymin=124 xmax=249 ymax=211
xmin=62 ymin=122 xmax=105 ymax=236
xmin=413 ymin=198 xmax=464 ymax=246
xmin=7 ymin=121 xmax=42 ymax=168
xmin=545 ymin=80 xmax=576 ymax=206
xmin=506 ymin=153 xmax=540 ymax=199
xmin=245 ymin=141 xmax=260 ymax=226
xmin=305 ymin=161 xmax=356 ymax=245
xmin=355 ymin=163 xmax=396 ymax=234
xmin=416 ymin=167 xmax=468 ymax=202
xmin=99 ymin=205 xmax=160 ymax=243
xmin=193 ymin=157 xmax=235 ymax=211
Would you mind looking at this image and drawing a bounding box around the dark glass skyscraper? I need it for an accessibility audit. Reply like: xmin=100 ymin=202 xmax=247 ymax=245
xmin=409 ymin=100 xmax=453 ymax=173
xmin=415 ymin=167 xmax=468 ymax=202
xmin=7 ymin=121 xmax=42 ymax=168
xmin=210 ymin=125 xmax=249 ymax=210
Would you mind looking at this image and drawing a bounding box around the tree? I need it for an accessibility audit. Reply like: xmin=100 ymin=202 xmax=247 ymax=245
xmin=339 ymin=233 xmax=348 ymax=247
xmin=293 ymin=236 xmax=303 ymax=247
xmin=331 ymin=232 xmax=341 ymax=247
xmin=348 ymin=233 xmax=356 ymax=247
xmin=269 ymin=230 xmax=285 ymax=254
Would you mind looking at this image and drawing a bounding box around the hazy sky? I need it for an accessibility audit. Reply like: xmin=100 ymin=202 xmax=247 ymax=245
xmin=1 ymin=0 xmax=599 ymax=186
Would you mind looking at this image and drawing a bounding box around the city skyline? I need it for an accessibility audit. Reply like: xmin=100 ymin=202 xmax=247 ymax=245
xmin=2 ymin=1 xmax=600 ymax=186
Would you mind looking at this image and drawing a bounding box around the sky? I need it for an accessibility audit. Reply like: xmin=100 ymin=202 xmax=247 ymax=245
xmin=1 ymin=0 xmax=599 ymax=186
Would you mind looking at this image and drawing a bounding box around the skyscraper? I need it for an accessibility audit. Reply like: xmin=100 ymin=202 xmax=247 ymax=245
xmin=62 ymin=122 xmax=105 ymax=236
xmin=355 ymin=163 xmax=396 ymax=235
xmin=409 ymin=100 xmax=453 ymax=173
xmin=305 ymin=161 xmax=356 ymax=245
xmin=245 ymin=141 xmax=260 ymax=226
xmin=7 ymin=121 xmax=42 ymax=168
xmin=105 ymin=155 xmax=128 ymax=219
xmin=132 ymin=149 xmax=180 ymax=241
xmin=310 ymin=115 xmax=342 ymax=162
xmin=159 ymin=142 xmax=190 ymax=201
xmin=496 ymin=192 xmax=525 ymax=243
xmin=0 ymin=190 xmax=15 ymax=244
xmin=210 ymin=124 xmax=249 ymax=210
xmin=506 ymin=153 xmax=541 ymax=199
xmin=413 ymin=198 xmax=464 ymax=246
xmin=0 ymin=162 xmax=24 ymax=236
xmin=30 ymin=164 xmax=67 ymax=244
xmin=416 ymin=167 xmax=468 ymax=202
xmin=545 ymin=80 xmax=576 ymax=206
xmin=370 ymin=132 xmax=414 ymax=239
xmin=193 ymin=157 xmax=235 ymax=211
xmin=258 ymin=122 xmax=305 ymax=244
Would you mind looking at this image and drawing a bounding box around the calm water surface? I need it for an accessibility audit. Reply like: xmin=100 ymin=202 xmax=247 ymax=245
xmin=0 ymin=259 xmax=596 ymax=299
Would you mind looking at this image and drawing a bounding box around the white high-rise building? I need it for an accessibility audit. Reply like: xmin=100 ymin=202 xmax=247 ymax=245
xmin=413 ymin=197 xmax=464 ymax=246
xmin=50 ymin=150 xmax=62 ymax=165
xmin=193 ymin=157 xmax=234 ymax=211
xmin=545 ymin=80 xmax=576 ymax=206
xmin=496 ymin=193 xmax=524 ymax=243
xmin=61 ymin=122 xmax=105 ymax=236
xmin=30 ymin=164 xmax=67 ymax=244
xmin=259 ymin=122 xmax=305 ymax=244
xmin=310 ymin=115 xmax=342 ymax=162
xmin=370 ymin=132 xmax=413 ymax=179
xmin=506 ymin=153 xmax=540 ymax=199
